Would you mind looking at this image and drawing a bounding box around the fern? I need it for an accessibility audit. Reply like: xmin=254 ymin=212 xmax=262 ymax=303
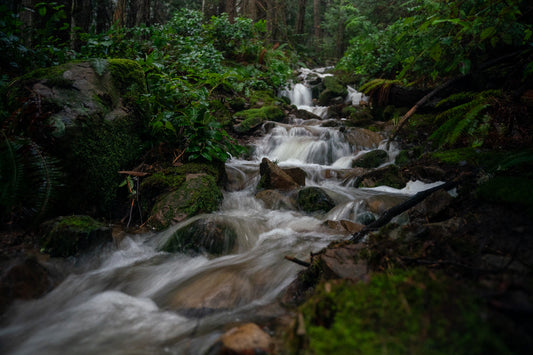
xmin=90 ymin=58 xmax=109 ymax=76
xmin=359 ymin=79 xmax=402 ymax=106
xmin=430 ymin=90 xmax=500 ymax=148
xmin=0 ymin=135 xmax=63 ymax=223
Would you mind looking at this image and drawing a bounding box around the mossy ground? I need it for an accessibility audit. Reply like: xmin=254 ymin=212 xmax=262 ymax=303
xmin=296 ymin=269 xmax=510 ymax=355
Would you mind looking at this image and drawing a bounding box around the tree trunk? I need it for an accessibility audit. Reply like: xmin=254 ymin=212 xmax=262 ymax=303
xmin=313 ymin=0 xmax=320 ymax=39
xmin=243 ymin=0 xmax=257 ymax=20
xmin=225 ymin=0 xmax=236 ymax=21
xmin=20 ymin=0 xmax=36 ymax=46
xmin=113 ymin=0 xmax=127 ymax=27
xmin=295 ymin=0 xmax=307 ymax=34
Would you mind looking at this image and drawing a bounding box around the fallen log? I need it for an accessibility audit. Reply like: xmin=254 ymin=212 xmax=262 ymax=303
xmin=350 ymin=178 xmax=459 ymax=243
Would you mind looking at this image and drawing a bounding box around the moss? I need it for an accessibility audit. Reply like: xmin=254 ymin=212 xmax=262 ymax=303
xmin=395 ymin=150 xmax=411 ymax=166
xmin=149 ymin=174 xmax=223 ymax=230
xmin=209 ymin=99 xmax=232 ymax=126
xmin=318 ymin=76 xmax=348 ymax=105
xmin=40 ymin=215 xmax=111 ymax=257
xmin=234 ymin=105 xmax=285 ymax=133
xmin=297 ymin=269 xmax=510 ymax=355
xmin=249 ymin=89 xmax=279 ymax=107
xmin=297 ymin=187 xmax=336 ymax=214
xmin=107 ymin=59 xmax=146 ymax=95
xmin=67 ymin=116 xmax=144 ymax=213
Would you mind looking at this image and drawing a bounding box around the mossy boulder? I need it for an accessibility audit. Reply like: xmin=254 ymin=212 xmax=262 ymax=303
xmin=233 ymin=105 xmax=286 ymax=134
xmin=149 ymin=174 xmax=223 ymax=230
xmin=160 ymin=217 xmax=237 ymax=256
xmin=297 ymin=187 xmax=336 ymax=214
xmin=318 ymin=76 xmax=348 ymax=106
xmin=39 ymin=215 xmax=112 ymax=257
xmin=8 ymin=60 xmax=148 ymax=214
xmin=352 ymin=149 xmax=389 ymax=168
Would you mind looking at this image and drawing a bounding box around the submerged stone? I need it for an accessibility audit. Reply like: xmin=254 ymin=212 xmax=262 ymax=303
xmin=297 ymin=187 xmax=336 ymax=214
xmin=208 ymin=323 xmax=274 ymax=355
xmin=160 ymin=217 xmax=237 ymax=256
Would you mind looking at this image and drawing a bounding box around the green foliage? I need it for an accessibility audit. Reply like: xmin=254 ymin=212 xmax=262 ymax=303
xmin=338 ymin=0 xmax=532 ymax=84
xmin=430 ymin=90 xmax=500 ymax=148
xmin=0 ymin=135 xmax=63 ymax=223
xmin=298 ymin=269 xmax=509 ymax=354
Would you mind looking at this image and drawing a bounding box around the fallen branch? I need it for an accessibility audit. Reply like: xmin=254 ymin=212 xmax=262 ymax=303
xmin=387 ymin=78 xmax=458 ymax=147
xmin=285 ymin=255 xmax=311 ymax=267
xmin=351 ymin=178 xmax=459 ymax=243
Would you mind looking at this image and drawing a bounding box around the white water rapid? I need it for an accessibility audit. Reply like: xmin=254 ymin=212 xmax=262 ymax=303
xmin=0 ymin=68 xmax=435 ymax=355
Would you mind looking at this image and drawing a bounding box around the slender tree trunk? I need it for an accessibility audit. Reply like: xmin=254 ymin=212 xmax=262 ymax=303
xmin=243 ymin=0 xmax=257 ymax=20
xmin=20 ymin=0 xmax=36 ymax=46
xmin=266 ymin=0 xmax=274 ymax=38
xmin=295 ymin=0 xmax=307 ymax=34
xmin=313 ymin=0 xmax=320 ymax=39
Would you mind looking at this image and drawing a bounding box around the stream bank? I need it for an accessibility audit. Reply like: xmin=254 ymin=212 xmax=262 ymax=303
xmin=1 ymin=66 xmax=532 ymax=354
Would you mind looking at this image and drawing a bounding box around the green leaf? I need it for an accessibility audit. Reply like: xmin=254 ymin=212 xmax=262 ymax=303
xmin=38 ymin=6 xmax=46 ymax=17
xmin=480 ymin=27 xmax=496 ymax=42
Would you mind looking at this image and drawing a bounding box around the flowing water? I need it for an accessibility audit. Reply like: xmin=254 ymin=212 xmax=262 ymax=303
xmin=0 ymin=68 xmax=433 ymax=354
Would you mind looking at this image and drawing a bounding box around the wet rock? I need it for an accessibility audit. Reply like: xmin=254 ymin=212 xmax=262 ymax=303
xmin=352 ymin=149 xmax=389 ymax=169
xmin=40 ymin=215 xmax=112 ymax=257
xmin=0 ymin=257 xmax=53 ymax=314
xmin=258 ymin=158 xmax=301 ymax=191
xmin=161 ymin=217 xmax=237 ymax=256
xmin=282 ymin=167 xmax=307 ymax=186
xmin=297 ymin=187 xmax=336 ymax=213
xmin=149 ymin=174 xmax=223 ymax=230
xmin=208 ymin=323 xmax=274 ymax=355
xmin=356 ymin=211 xmax=376 ymax=225
xmin=365 ymin=194 xmax=408 ymax=215
xmin=320 ymin=243 xmax=368 ymax=281
xmin=409 ymin=189 xmax=454 ymax=222
xmin=161 ymin=271 xmax=254 ymax=313
xmin=325 ymin=220 xmax=365 ymax=235
xmin=357 ymin=165 xmax=407 ymax=189
xmin=255 ymin=190 xmax=297 ymax=210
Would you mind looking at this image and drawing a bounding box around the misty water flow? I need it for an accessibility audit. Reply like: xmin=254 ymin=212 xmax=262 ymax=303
xmin=0 ymin=68 xmax=432 ymax=355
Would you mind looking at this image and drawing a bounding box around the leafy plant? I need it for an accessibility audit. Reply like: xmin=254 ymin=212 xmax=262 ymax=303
xmin=430 ymin=90 xmax=501 ymax=148
xmin=0 ymin=135 xmax=63 ymax=223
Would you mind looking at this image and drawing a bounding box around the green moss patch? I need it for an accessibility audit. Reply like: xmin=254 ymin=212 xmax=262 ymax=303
xmin=298 ymin=269 xmax=509 ymax=354
xmin=40 ymin=215 xmax=112 ymax=257
xmin=234 ymin=105 xmax=285 ymax=133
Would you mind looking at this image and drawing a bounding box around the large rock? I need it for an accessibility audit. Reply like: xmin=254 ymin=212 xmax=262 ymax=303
xmin=356 ymin=165 xmax=408 ymax=189
xmin=149 ymin=174 xmax=223 ymax=230
xmin=160 ymin=217 xmax=237 ymax=256
xmin=297 ymin=187 xmax=336 ymax=214
xmin=208 ymin=323 xmax=274 ymax=355
xmin=257 ymin=158 xmax=302 ymax=191
xmin=8 ymin=60 xmax=148 ymax=214
xmin=352 ymin=149 xmax=389 ymax=168
xmin=40 ymin=215 xmax=112 ymax=257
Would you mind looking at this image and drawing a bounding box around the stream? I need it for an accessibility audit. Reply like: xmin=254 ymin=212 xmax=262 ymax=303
xmin=0 ymin=68 xmax=436 ymax=354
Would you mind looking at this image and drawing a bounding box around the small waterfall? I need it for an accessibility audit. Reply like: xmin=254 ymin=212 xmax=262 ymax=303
xmin=346 ymin=86 xmax=369 ymax=106
xmin=1 ymin=67 xmax=445 ymax=355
